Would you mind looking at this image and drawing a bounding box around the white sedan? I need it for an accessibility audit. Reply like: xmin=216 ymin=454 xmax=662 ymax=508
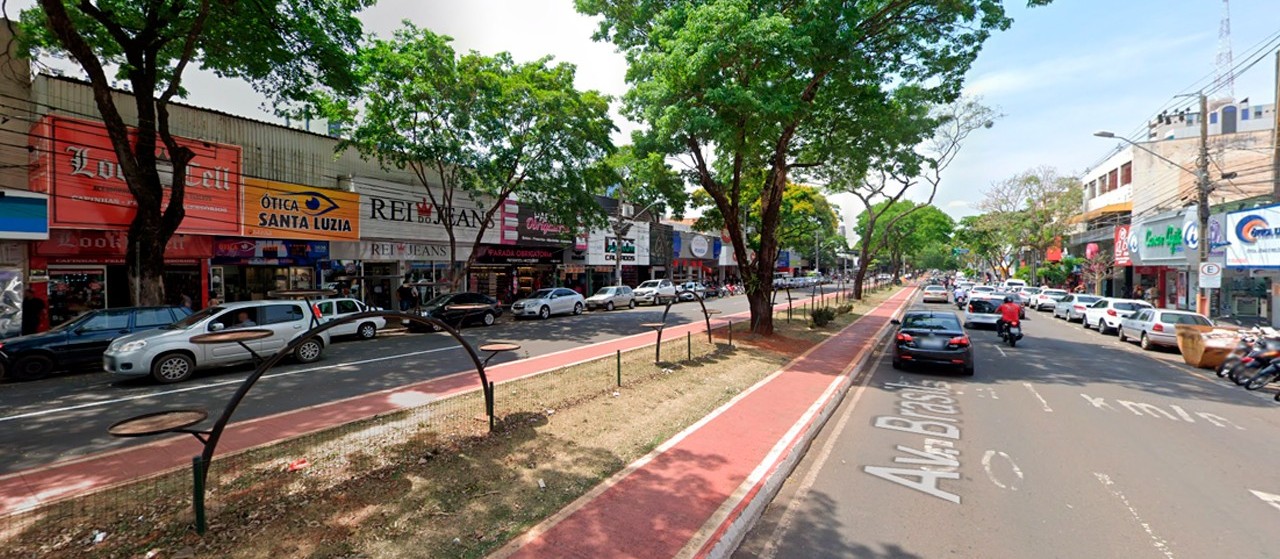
xmin=1032 ymin=289 xmax=1069 ymax=311
xmin=1082 ymin=298 xmax=1153 ymax=335
xmin=511 ymin=288 xmax=586 ymax=319
xmin=921 ymin=285 xmax=950 ymax=303
xmin=315 ymin=297 xmax=386 ymax=339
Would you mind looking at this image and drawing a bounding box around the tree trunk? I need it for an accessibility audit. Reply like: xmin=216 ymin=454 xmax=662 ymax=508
xmin=126 ymin=214 xmax=169 ymax=306
xmin=853 ymin=262 xmax=868 ymax=300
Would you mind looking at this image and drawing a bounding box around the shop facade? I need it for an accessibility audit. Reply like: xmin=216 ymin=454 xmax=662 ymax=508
xmin=671 ymin=230 xmax=722 ymax=283
xmin=1131 ymin=209 xmax=1191 ymax=309
xmin=472 ymin=244 xmax=565 ymax=302
xmin=27 ymin=115 xmax=239 ymax=323
xmin=0 ymin=191 xmax=49 ymax=337
xmin=1225 ymin=204 xmax=1280 ymax=325
xmin=575 ymin=220 xmax=651 ymax=294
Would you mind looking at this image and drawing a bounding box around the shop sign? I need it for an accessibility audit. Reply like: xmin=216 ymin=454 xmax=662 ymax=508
xmin=1226 ymin=204 xmax=1280 ymax=268
xmin=475 ymin=245 xmax=561 ymax=265
xmin=0 ymin=190 xmax=49 ymax=240
xmin=517 ymin=206 xmax=575 ymax=246
xmin=212 ymin=238 xmax=328 ymax=266
xmin=35 ymin=230 xmax=212 ymax=263
xmin=674 ymin=231 xmax=719 ymax=262
xmin=359 ymin=240 xmax=469 ymax=262
xmin=30 ymin=115 xmax=242 ymax=235
xmin=1135 ymin=212 xmax=1188 ymax=264
xmin=1114 ymin=225 xmax=1132 ymax=267
xmin=777 ymin=250 xmax=791 ymax=269
xmin=353 ymin=176 xmax=505 ymax=245
xmin=242 ymin=178 xmax=359 ymax=241
xmin=584 ymin=222 xmax=650 ymax=266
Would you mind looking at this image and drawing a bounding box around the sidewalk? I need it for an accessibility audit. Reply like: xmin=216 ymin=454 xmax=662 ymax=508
xmin=494 ymin=286 xmax=915 ymax=559
xmin=0 ymin=287 xmax=871 ymax=519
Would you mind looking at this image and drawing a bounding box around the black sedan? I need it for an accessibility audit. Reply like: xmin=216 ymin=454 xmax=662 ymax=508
xmin=407 ymin=292 xmax=503 ymax=332
xmin=0 ymin=306 xmax=191 ymax=381
xmin=890 ymin=310 xmax=974 ymax=375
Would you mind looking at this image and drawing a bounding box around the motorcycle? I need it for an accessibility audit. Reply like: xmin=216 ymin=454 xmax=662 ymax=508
xmin=1226 ymin=338 xmax=1280 ymax=385
xmin=1217 ymin=333 xmax=1261 ymax=378
xmin=999 ymin=320 xmax=1023 ymax=348
xmin=955 ymin=293 xmax=968 ymax=310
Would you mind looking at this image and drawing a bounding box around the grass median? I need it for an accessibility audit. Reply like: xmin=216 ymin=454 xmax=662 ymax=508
xmin=1 ymin=287 xmax=896 ymax=559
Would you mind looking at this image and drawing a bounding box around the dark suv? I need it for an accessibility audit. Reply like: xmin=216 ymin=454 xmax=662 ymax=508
xmin=408 ymin=292 xmax=503 ymax=332
xmin=0 ymin=306 xmax=191 ymax=380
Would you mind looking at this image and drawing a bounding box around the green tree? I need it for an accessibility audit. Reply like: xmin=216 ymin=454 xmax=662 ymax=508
xmin=323 ymin=23 xmax=616 ymax=288
xmin=857 ymin=201 xmax=953 ymax=280
xmin=578 ymin=0 xmax=1042 ymax=334
xmin=954 ymin=214 xmax=1017 ymax=280
xmin=18 ymin=0 xmax=369 ymax=304
xmin=979 ymin=166 xmax=1083 ymax=283
xmin=691 ymin=181 xmax=839 ymax=272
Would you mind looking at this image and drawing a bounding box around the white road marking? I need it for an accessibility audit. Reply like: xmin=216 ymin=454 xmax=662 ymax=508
xmin=1094 ymin=472 xmax=1176 ymax=559
xmin=0 ymin=345 xmax=463 ymax=423
xmin=1249 ymin=489 xmax=1280 ymax=512
xmin=981 ymin=450 xmax=1023 ymax=491
xmin=1023 ymin=382 xmax=1053 ymax=412
xmin=994 ymin=345 xmax=1007 ymax=357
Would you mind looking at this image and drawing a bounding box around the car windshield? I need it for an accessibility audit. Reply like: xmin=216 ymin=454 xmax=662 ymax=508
xmin=924 ymin=286 xmax=945 ymax=291
xmin=1115 ymin=302 xmax=1151 ymax=311
xmin=1077 ymin=296 xmax=1102 ymax=304
xmin=165 ymin=306 xmax=221 ymax=330
xmin=595 ymin=288 xmax=616 ymax=296
xmin=1022 ymin=288 xmax=1042 ymax=294
xmin=532 ymin=289 xmax=555 ymax=299
xmin=638 ymin=281 xmax=661 ymax=289
xmin=47 ymin=311 xmax=94 ymax=332
xmin=968 ymin=299 xmax=999 ymax=314
xmin=901 ymin=314 xmax=961 ymax=331
xmin=1160 ymin=312 xmax=1211 ymax=325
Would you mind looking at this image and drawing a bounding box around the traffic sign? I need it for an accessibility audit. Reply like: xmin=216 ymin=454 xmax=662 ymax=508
xmin=1199 ymin=262 xmax=1222 ymax=289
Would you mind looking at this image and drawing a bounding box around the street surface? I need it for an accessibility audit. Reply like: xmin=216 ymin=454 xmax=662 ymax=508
xmin=0 ymin=291 xmax=820 ymax=475
xmin=737 ymin=297 xmax=1280 ymax=559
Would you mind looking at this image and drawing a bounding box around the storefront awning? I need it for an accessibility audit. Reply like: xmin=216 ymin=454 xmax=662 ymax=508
xmin=1069 ymin=201 xmax=1132 ymax=224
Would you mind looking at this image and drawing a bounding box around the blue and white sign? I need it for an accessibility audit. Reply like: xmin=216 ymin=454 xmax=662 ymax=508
xmin=0 ymin=190 xmax=50 ymax=240
xmin=1226 ymin=204 xmax=1280 ymax=268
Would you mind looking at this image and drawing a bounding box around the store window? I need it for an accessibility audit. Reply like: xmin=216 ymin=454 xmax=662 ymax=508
xmin=47 ymin=267 xmax=107 ymax=326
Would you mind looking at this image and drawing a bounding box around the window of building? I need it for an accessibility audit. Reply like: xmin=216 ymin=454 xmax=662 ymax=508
xmin=1099 ymin=174 xmax=1110 ymax=193
xmin=1120 ymin=162 xmax=1132 ymax=185
xmin=1257 ymin=108 xmax=1265 ymax=119
xmin=1108 ymin=169 xmax=1119 ymax=192
xmin=1242 ymin=108 xmax=1250 ymax=120
xmin=1210 ymin=112 xmax=1218 ymax=124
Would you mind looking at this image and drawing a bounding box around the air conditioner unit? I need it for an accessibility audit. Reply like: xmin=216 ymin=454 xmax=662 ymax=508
xmin=622 ymin=204 xmax=634 ymax=218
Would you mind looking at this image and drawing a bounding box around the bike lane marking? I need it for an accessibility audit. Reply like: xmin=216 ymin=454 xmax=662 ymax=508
xmin=1094 ymin=472 xmax=1177 ymax=559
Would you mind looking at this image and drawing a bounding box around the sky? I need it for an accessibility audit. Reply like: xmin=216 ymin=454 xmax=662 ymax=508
xmin=10 ymin=0 xmax=1280 ymax=234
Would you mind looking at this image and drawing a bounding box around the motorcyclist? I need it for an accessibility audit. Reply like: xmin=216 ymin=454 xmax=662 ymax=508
xmin=952 ymin=285 xmax=965 ymax=303
xmin=996 ymin=295 xmax=1021 ymax=337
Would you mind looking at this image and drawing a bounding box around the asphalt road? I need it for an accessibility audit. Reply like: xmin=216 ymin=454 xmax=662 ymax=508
xmin=736 ymin=298 xmax=1280 ymax=559
xmin=0 ymin=291 xmax=827 ymax=475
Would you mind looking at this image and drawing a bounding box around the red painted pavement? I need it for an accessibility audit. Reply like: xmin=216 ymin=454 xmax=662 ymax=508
xmin=0 ymin=288 xmax=862 ymax=519
xmin=502 ymin=288 xmax=914 ymax=559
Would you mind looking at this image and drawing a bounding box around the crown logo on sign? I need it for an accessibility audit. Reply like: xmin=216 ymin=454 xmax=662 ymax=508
xmin=416 ymin=198 xmax=433 ymax=219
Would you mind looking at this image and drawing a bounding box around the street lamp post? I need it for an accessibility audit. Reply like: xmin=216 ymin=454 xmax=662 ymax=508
xmin=1095 ymin=94 xmax=1215 ymax=316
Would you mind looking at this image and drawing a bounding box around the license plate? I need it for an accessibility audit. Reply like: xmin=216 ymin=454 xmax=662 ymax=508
xmin=1009 ymin=327 xmax=1021 ymax=336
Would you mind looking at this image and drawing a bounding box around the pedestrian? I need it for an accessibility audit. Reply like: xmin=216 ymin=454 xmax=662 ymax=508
xmin=180 ymin=292 xmax=193 ymax=310
xmin=396 ymin=281 xmax=416 ymax=311
xmin=21 ymin=287 xmax=44 ymax=336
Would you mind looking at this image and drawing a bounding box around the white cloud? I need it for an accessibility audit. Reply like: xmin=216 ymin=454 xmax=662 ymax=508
xmin=946 ymin=200 xmax=971 ymax=209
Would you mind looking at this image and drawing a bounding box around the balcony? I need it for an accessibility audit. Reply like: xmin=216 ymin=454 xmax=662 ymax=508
xmin=1072 ymin=184 xmax=1132 ymax=223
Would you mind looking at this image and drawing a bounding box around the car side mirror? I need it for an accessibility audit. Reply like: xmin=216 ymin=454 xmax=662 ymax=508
xmin=73 ymin=327 xmax=86 ymax=335
xmin=209 ymin=322 xmax=226 ymax=332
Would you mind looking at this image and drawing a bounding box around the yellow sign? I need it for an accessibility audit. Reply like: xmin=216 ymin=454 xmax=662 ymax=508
xmin=242 ymin=178 xmax=359 ymax=240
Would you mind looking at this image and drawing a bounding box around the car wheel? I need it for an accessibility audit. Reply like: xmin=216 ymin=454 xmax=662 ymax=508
xmin=606 ymin=301 xmax=614 ymax=311
xmin=482 ymin=312 xmax=496 ymax=327
xmin=1140 ymin=333 xmax=1153 ymax=351
xmin=357 ymin=322 xmax=377 ymax=340
xmin=1117 ymin=328 xmax=1128 ymax=342
xmin=294 ymin=338 xmax=324 ymax=364
xmin=11 ymin=354 xmax=55 ymax=381
xmin=151 ymin=353 xmax=194 ymax=384
xmin=891 ymin=357 xmax=903 ymax=370
xmin=573 ymin=302 xmax=584 ymax=315
xmin=962 ymin=364 xmax=975 ymax=376
xmin=629 ymin=300 xmax=635 ymax=309
xmin=539 ymin=306 xmax=551 ymax=320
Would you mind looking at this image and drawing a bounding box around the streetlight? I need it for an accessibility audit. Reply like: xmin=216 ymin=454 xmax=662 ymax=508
xmin=1094 ymin=104 xmax=1219 ymax=316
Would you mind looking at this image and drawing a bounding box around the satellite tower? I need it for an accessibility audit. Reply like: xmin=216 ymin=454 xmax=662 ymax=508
xmin=1215 ymin=0 xmax=1235 ymax=100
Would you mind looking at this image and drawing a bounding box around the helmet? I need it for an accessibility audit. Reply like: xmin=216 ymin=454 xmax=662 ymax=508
xmin=1003 ymin=296 xmax=1013 ymax=303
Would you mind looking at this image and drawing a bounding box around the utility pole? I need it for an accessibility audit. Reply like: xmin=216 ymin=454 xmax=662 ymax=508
xmin=1195 ymin=92 xmax=1212 ymax=316
xmin=1272 ymin=49 xmax=1280 ymax=201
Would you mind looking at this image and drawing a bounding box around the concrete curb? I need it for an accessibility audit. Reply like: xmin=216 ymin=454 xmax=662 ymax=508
xmin=700 ymin=286 xmax=918 ymax=559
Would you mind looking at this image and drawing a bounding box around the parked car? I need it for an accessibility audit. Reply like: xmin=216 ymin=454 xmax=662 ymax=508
xmin=963 ymin=294 xmax=1003 ymax=330
xmin=634 ymin=279 xmax=677 ymax=306
xmin=586 ymin=286 xmax=635 ymax=311
xmin=408 ymin=292 xmax=503 ymax=332
xmin=511 ymin=288 xmax=585 ymax=319
xmin=921 ymin=285 xmax=950 ymax=303
xmin=678 ymin=281 xmax=709 ymax=301
xmin=1082 ymin=298 xmax=1153 ymax=335
xmin=0 ymin=306 xmax=191 ymax=381
xmin=103 ymin=300 xmax=332 ymax=384
xmin=890 ymin=310 xmax=974 ymax=375
xmin=1032 ymin=289 xmax=1070 ymax=311
xmin=1053 ymin=294 xmax=1102 ymax=322
xmin=1119 ymin=309 xmax=1213 ymax=350
xmin=314 ymin=297 xmax=385 ymax=339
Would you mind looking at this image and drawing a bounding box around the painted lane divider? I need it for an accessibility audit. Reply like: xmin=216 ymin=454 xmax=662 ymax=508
xmin=1023 ymin=382 xmax=1053 ymax=412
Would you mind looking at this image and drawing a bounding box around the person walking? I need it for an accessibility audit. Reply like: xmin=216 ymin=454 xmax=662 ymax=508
xmin=21 ymin=288 xmax=44 ymax=336
xmin=396 ymin=281 xmax=417 ymax=311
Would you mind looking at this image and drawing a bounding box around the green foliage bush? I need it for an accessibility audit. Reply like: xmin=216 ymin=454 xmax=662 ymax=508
xmin=811 ymin=307 xmax=837 ymax=327
xmin=836 ymin=304 xmax=854 ymax=315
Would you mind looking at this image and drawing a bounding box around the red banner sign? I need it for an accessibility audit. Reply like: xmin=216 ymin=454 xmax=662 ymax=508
xmin=29 ymin=115 xmax=242 ymax=234
xmin=1114 ymin=225 xmax=1132 ymax=267
xmin=34 ymin=230 xmax=213 ymax=263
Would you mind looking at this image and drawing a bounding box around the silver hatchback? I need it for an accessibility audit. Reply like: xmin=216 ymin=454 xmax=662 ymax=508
xmin=103 ymin=300 xmax=331 ymax=383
